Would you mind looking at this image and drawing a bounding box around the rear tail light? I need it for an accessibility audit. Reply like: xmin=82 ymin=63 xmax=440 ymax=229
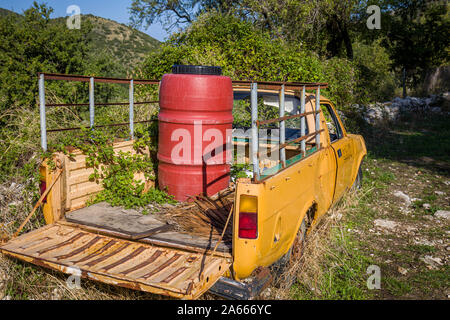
xmin=40 ymin=181 xmax=47 ymax=203
xmin=239 ymin=212 xmax=258 ymax=239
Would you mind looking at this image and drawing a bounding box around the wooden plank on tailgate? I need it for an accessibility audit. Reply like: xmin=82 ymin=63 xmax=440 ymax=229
xmin=0 ymin=223 xmax=231 ymax=299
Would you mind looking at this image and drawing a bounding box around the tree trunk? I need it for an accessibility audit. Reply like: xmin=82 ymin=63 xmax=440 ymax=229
xmin=342 ymin=23 xmax=353 ymax=60
xmin=402 ymin=68 xmax=407 ymax=98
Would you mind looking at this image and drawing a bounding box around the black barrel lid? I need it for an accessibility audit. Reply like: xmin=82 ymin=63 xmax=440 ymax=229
xmin=172 ymin=65 xmax=222 ymax=76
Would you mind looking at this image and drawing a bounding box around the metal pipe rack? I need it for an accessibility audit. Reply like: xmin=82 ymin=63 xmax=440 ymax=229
xmin=38 ymin=73 xmax=328 ymax=183
xmin=244 ymin=80 xmax=327 ymax=182
xmin=38 ymin=73 xmax=160 ymax=151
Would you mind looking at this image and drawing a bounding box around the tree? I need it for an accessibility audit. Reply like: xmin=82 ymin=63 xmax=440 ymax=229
xmin=137 ymin=12 xmax=357 ymax=107
xmin=0 ymin=2 xmax=131 ymax=117
xmin=386 ymin=1 xmax=449 ymax=82
xmin=130 ymin=0 xmax=359 ymax=59
xmin=0 ymin=2 xmax=91 ymax=114
xmin=130 ymin=0 xmax=240 ymax=30
xmin=353 ymin=0 xmax=449 ymax=89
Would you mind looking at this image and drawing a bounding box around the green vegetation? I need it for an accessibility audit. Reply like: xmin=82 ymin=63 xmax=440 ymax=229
xmin=359 ymin=0 xmax=450 ymax=91
xmin=53 ymin=14 xmax=160 ymax=75
xmin=288 ymin=110 xmax=449 ymax=300
xmin=0 ymin=8 xmax=20 ymax=18
xmin=291 ymin=224 xmax=374 ymax=300
xmin=45 ymin=123 xmax=174 ymax=210
xmin=132 ymin=0 xmax=449 ymax=99
xmin=352 ymin=39 xmax=397 ymax=103
xmin=0 ymin=4 xmax=90 ymax=113
xmin=384 ymin=277 xmax=412 ymax=296
xmin=0 ymin=3 xmax=162 ymax=202
xmin=138 ymin=13 xmax=358 ymax=108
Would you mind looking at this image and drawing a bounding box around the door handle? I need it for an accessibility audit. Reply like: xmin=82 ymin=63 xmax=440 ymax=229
xmin=337 ymin=149 xmax=342 ymax=158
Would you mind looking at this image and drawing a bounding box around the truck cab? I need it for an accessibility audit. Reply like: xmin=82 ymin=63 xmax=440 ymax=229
xmin=230 ymin=87 xmax=366 ymax=279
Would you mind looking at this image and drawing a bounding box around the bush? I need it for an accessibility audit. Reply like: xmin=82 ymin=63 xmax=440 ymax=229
xmin=0 ymin=4 xmax=91 ymax=115
xmin=137 ymin=12 xmax=358 ymax=108
xmin=0 ymin=3 xmax=135 ymax=181
xmin=353 ymin=39 xmax=397 ymax=103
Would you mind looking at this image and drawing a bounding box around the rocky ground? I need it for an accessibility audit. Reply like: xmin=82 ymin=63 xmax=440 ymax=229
xmin=335 ymin=97 xmax=448 ymax=299
xmin=356 ymin=157 xmax=449 ymax=299
xmin=348 ymin=92 xmax=450 ymax=125
xmin=273 ymin=95 xmax=450 ymax=300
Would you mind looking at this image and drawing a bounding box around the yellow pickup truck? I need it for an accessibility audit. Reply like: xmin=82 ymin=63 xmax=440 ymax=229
xmin=0 ymin=75 xmax=366 ymax=300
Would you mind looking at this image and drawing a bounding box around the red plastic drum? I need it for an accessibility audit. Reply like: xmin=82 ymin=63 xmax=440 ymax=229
xmin=157 ymin=65 xmax=233 ymax=201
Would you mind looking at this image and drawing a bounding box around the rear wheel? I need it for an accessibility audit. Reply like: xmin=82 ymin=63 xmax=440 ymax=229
xmin=271 ymin=218 xmax=307 ymax=288
xmin=352 ymin=164 xmax=363 ymax=190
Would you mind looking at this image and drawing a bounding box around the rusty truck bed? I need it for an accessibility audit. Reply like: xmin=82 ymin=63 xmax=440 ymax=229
xmin=0 ymin=190 xmax=235 ymax=299
xmin=0 ymin=223 xmax=231 ymax=299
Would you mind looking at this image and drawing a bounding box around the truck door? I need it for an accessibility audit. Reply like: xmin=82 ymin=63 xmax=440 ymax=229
xmin=321 ymin=103 xmax=354 ymax=201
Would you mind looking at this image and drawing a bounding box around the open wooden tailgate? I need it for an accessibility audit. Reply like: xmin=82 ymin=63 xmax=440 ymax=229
xmin=0 ymin=224 xmax=231 ymax=299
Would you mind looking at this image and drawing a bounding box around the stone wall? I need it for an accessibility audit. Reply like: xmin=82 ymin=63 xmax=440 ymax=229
xmin=350 ymin=92 xmax=450 ymax=125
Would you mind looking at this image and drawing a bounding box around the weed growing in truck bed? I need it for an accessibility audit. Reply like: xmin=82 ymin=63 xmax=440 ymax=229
xmin=47 ymin=124 xmax=175 ymax=210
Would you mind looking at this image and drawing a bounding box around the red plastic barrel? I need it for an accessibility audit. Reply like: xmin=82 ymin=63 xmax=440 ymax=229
xmin=158 ymin=65 xmax=233 ymax=202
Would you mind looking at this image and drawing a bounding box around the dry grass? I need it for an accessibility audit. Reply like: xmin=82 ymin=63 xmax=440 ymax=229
xmin=0 ymin=182 xmax=235 ymax=300
xmin=268 ymin=190 xmax=364 ymax=299
xmin=0 ymin=179 xmax=234 ymax=300
xmin=162 ymin=188 xmax=235 ymax=242
xmin=0 ymin=180 xmax=44 ymax=238
xmin=0 ymin=93 xmax=162 ymax=300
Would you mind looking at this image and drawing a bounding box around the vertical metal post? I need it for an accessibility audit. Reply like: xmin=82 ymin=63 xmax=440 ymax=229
xmin=39 ymin=74 xmax=47 ymax=152
xmin=89 ymin=77 xmax=95 ymax=128
xmin=300 ymin=86 xmax=306 ymax=156
xmin=129 ymin=79 xmax=134 ymax=139
xmin=315 ymin=86 xmax=321 ymax=148
xmin=279 ymin=84 xmax=286 ymax=168
xmin=251 ymin=82 xmax=260 ymax=181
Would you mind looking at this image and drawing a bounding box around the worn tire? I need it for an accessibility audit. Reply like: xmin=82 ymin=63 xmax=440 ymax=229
xmin=270 ymin=219 xmax=307 ymax=288
xmin=352 ymin=164 xmax=363 ymax=190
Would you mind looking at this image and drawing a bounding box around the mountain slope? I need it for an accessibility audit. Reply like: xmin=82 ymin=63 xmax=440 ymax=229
xmin=0 ymin=8 xmax=160 ymax=75
xmin=0 ymin=8 xmax=20 ymax=18
xmin=82 ymin=14 xmax=160 ymax=74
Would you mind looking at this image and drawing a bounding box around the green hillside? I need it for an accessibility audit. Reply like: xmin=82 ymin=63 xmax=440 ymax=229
xmin=80 ymin=14 xmax=160 ymax=74
xmin=0 ymin=8 xmax=20 ymax=17
xmin=0 ymin=8 xmax=160 ymax=75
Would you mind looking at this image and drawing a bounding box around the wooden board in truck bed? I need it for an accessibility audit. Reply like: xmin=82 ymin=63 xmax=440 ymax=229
xmin=64 ymin=202 xmax=232 ymax=255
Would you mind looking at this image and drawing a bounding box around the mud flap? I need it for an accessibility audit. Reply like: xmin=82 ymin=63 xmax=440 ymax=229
xmin=0 ymin=224 xmax=230 ymax=299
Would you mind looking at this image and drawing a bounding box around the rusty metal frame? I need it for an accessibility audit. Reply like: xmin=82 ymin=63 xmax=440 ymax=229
xmin=243 ymin=80 xmax=327 ymax=183
xmin=39 ymin=73 xmax=328 ymax=173
xmin=232 ymin=80 xmax=329 ymax=90
xmin=38 ymin=73 xmax=160 ymax=151
xmin=46 ymin=101 xmax=159 ymax=108
xmin=47 ymin=120 xmax=157 ymax=133
xmin=275 ymin=129 xmax=325 ymax=153
xmin=256 ymin=111 xmax=320 ymax=127
xmin=38 ymin=72 xmax=160 ymax=85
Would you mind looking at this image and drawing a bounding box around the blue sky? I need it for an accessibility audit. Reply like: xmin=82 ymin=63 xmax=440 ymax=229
xmin=0 ymin=0 xmax=169 ymax=41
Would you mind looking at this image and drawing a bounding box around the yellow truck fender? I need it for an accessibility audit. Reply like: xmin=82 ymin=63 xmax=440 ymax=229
xmin=289 ymin=200 xmax=316 ymax=245
xmin=348 ymin=134 xmax=367 ymax=185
